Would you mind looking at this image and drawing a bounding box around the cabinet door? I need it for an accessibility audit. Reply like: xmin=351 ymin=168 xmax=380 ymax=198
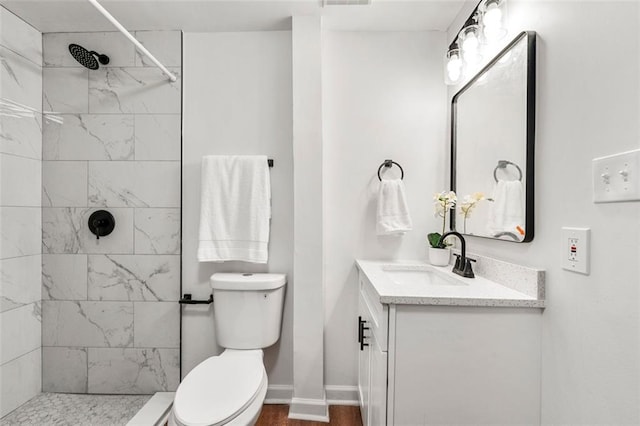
xmin=392 ymin=306 xmax=542 ymax=425
xmin=358 ymin=293 xmax=372 ymax=426
xmin=369 ymin=333 xmax=388 ymax=426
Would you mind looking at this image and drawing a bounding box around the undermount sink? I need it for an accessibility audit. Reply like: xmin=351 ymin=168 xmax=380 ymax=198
xmin=382 ymin=265 xmax=468 ymax=287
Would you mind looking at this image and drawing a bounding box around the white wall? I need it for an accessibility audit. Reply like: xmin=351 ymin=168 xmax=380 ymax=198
xmin=322 ymin=31 xmax=447 ymax=387
xmin=182 ymin=32 xmax=293 ymax=387
xmin=448 ymin=1 xmax=640 ymax=423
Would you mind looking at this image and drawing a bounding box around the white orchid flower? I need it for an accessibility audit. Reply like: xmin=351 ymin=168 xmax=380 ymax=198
xmin=431 ymin=190 xmax=457 ymax=238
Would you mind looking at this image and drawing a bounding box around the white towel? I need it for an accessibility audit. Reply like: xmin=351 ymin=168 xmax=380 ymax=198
xmin=376 ymin=179 xmax=412 ymax=236
xmin=487 ymin=180 xmax=524 ymax=236
xmin=198 ymin=155 xmax=271 ymax=263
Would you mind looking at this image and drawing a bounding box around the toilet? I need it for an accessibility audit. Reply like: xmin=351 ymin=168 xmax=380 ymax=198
xmin=169 ymin=273 xmax=286 ymax=426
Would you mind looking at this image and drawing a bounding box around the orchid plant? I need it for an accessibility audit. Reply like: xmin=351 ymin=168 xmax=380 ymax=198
xmin=427 ymin=191 xmax=457 ymax=249
xmin=459 ymin=192 xmax=486 ymax=234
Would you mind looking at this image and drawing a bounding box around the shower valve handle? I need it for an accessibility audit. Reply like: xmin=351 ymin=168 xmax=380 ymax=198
xmin=88 ymin=210 xmax=115 ymax=240
xmin=93 ymin=220 xmax=101 ymax=239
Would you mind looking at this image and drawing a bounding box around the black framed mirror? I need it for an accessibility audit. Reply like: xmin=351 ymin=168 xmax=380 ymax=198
xmin=451 ymin=31 xmax=536 ymax=242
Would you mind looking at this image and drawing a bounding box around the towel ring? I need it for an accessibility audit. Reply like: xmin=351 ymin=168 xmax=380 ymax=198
xmin=378 ymin=160 xmax=404 ymax=181
xmin=493 ymin=160 xmax=522 ymax=183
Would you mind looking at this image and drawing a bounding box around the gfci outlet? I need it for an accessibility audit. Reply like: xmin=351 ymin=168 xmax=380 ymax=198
xmin=561 ymin=227 xmax=590 ymax=275
xmin=592 ymin=149 xmax=640 ymax=202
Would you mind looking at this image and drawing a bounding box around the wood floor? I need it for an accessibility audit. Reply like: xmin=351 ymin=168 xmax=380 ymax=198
xmin=255 ymin=405 xmax=362 ymax=426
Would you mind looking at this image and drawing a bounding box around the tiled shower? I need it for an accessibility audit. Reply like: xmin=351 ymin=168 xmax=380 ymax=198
xmin=1 ymin=6 xmax=44 ymax=416
xmin=1 ymin=7 xmax=183 ymax=416
xmin=40 ymin=29 xmax=182 ymax=395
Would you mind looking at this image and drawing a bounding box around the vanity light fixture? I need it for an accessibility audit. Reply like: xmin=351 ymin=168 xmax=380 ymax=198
xmin=444 ymin=0 xmax=509 ymax=85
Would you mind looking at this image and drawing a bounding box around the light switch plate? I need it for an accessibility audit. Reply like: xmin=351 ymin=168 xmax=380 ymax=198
xmin=593 ymin=149 xmax=640 ymax=202
xmin=561 ymin=227 xmax=590 ymax=275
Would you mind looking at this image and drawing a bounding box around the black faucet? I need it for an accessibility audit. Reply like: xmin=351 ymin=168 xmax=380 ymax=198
xmin=438 ymin=231 xmax=476 ymax=278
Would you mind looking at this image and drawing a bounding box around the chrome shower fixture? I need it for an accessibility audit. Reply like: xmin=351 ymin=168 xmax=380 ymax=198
xmin=68 ymin=43 xmax=110 ymax=70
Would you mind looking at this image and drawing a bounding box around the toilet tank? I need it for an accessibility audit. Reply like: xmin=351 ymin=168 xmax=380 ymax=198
xmin=210 ymin=273 xmax=286 ymax=349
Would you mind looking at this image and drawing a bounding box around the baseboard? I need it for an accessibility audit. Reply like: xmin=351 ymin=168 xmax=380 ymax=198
xmin=264 ymin=385 xmax=293 ymax=404
xmin=265 ymin=385 xmax=358 ymax=407
xmin=325 ymin=385 xmax=359 ymax=406
xmin=288 ymin=396 xmax=330 ymax=422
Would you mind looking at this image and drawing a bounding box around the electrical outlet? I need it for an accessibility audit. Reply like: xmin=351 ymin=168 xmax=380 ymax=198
xmin=568 ymin=238 xmax=578 ymax=261
xmin=593 ymin=149 xmax=640 ymax=202
xmin=561 ymin=227 xmax=590 ymax=275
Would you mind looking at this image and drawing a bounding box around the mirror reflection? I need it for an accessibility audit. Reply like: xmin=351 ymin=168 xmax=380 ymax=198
xmin=451 ymin=31 xmax=536 ymax=242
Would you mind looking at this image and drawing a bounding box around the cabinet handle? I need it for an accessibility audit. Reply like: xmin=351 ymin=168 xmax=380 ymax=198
xmin=359 ymin=318 xmax=370 ymax=351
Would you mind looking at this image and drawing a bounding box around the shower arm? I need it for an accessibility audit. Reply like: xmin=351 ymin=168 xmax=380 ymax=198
xmin=86 ymin=0 xmax=178 ymax=82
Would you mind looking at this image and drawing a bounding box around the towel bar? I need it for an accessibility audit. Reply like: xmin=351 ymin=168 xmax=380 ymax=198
xmin=493 ymin=160 xmax=522 ymax=182
xmin=377 ymin=159 xmax=404 ymax=181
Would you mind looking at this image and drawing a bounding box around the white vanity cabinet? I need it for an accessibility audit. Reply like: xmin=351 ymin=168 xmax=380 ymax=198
xmin=357 ymin=269 xmax=543 ymax=425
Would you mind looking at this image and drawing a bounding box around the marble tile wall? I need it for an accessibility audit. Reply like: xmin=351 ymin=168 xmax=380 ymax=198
xmin=0 ymin=6 xmax=43 ymax=418
xmin=41 ymin=30 xmax=182 ymax=395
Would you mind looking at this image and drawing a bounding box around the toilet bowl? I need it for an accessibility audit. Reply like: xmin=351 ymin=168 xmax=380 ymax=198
xmin=170 ymin=273 xmax=286 ymax=426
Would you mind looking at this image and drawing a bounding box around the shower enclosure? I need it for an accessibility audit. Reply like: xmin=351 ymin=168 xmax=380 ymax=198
xmin=1 ymin=5 xmax=183 ymax=422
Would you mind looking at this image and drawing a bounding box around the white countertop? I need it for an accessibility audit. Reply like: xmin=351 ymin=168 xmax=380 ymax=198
xmin=356 ymin=259 xmax=545 ymax=308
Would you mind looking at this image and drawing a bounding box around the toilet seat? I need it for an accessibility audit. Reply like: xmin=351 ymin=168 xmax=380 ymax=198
xmin=172 ymin=350 xmax=266 ymax=426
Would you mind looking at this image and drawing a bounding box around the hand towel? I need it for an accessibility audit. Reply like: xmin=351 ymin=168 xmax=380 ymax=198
xmin=377 ymin=179 xmax=412 ymax=236
xmin=198 ymin=155 xmax=271 ymax=263
xmin=487 ymin=180 xmax=524 ymax=236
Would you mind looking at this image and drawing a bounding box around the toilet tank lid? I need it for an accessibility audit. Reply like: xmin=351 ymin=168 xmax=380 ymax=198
xmin=210 ymin=273 xmax=286 ymax=290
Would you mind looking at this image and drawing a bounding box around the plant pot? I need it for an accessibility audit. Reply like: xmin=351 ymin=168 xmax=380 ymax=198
xmin=428 ymin=247 xmax=451 ymax=266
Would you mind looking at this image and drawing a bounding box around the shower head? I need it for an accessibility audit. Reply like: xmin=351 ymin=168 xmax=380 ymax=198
xmin=68 ymin=44 xmax=110 ymax=70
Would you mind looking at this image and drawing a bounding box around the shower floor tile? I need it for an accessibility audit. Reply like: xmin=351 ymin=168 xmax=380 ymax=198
xmin=0 ymin=392 xmax=152 ymax=426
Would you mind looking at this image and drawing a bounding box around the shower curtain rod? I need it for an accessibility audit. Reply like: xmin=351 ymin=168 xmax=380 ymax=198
xmin=86 ymin=0 xmax=178 ymax=82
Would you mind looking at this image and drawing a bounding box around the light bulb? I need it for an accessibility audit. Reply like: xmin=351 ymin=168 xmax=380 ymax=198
xmin=481 ymin=0 xmax=507 ymax=42
xmin=447 ymin=54 xmax=462 ymax=81
xmin=459 ymin=24 xmax=481 ymax=63
xmin=462 ymin=33 xmax=478 ymax=54
xmin=484 ymin=4 xmax=502 ymax=27
xmin=445 ymin=49 xmax=463 ymax=85
xmin=458 ymin=25 xmax=482 ymax=67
